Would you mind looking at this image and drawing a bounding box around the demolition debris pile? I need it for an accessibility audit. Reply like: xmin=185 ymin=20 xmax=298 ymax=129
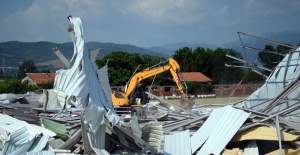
xmin=0 ymin=16 xmax=300 ymax=155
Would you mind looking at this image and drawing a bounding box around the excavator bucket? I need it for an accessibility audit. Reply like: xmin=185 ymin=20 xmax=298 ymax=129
xmin=179 ymin=94 xmax=195 ymax=111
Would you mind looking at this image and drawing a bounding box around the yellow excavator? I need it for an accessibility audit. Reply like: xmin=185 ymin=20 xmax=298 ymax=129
xmin=111 ymin=58 xmax=189 ymax=115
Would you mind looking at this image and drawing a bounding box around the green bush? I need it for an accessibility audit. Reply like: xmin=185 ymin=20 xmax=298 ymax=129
xmin=0 ymin=79 xmax=38 ymax=94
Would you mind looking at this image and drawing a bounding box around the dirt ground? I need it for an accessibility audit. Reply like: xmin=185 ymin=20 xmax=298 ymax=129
xmin=150 ymin=96 xmax=247 ymax=106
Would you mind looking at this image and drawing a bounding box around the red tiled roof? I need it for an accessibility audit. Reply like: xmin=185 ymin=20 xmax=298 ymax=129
xmin=25 ymin=73 xmax=56 ymax=85
xmin=181 ymin=72 xmax=212 ymax=82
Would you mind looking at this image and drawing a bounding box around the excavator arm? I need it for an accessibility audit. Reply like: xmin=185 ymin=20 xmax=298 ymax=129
xmin=124 ymin=58 xmax=186 ymax=97
xmin=112 ymin=58 xmax=187 ymax=107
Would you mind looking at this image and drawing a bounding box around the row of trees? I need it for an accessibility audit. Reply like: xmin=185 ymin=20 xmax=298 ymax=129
xmin=0 ymin=44 xmax=289 ymax=94
xmin=96 ymin=47 xmax=267 ymax=87
xmin=173 ymin=47 xmax=263 ymax=84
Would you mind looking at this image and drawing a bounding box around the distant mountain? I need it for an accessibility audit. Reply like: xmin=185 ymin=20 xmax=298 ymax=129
xmin=147 ymin=42 xmax=219 ymax=56
xmin=86 ymin=42 xmax=169 ymax=59
xmin=0 ymin=41 xmax=169 ymax=75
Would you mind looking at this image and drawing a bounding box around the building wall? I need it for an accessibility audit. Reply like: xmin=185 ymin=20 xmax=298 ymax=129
xmin=212 ymin=84 xmax=262 ymax=97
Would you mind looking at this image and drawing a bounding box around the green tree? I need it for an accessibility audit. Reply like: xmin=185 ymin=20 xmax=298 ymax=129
xmin=96 ymin=51 xmax=166 ymax=86
xmin=0 ymin=79 xmax=37 ymax=93
xmin=173 ymin=47 xmax=194 ymax=72
xmin=212 ymin=48 xmax=245 ymax=84
xmin=40 ymin=69 xmax=51 ymax=73
xmin=258 ymin=44 xmax=290 ymax=70
xmin=173 ymin=47 xmax=246 ymax=84
xmin=17 ymin=60 xmax=38 ymax=79
xmin=40 ymin=81 xmax=54 ymax=89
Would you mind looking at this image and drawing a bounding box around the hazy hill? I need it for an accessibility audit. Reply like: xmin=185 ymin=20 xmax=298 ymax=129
xmin=0 ymin=41 xmax=169 ymax=74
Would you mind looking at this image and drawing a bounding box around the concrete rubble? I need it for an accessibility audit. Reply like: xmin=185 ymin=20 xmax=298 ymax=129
xmin=0 ymin=16 xmax=300 ymax=155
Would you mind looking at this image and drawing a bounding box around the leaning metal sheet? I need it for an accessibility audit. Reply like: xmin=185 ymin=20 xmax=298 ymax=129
xmin=195 ymin=105 xmax=250 ymax=155
xmin=244 ymin=46 xmax=300 ymax=113
xmin=53 ymin=16 xmax=121 ymax=154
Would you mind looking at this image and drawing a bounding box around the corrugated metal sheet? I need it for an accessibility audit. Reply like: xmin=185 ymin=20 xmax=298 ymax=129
xmin=41 ymin=118 xmax=67 ymax=140
xmin=190 ymin=105 xmax=250 ymax=155
xmin=2 ymin=127 xmax=50 ymax=155
xmin=190 ymin=106 xmax=225 ymax=153
xmin=52 ymin=16 xmax=122 ymax=154
xmin=0 ymin=114 xmax=56 ymax=139
xmin=141 ymin=123 xmax=164 ymax=151
xmin=28 ymin=136 xmax=49 ymax=152
xmin=164 ymin=130 xmax=191 ymax=155
xmin=242 ymin=141 xmax=259 ymax=155
xmin=93 ymin=148 xmax=110 ymax=155
xmin=2 ymin=127 xmax=34 ymax=155
xmin=26 ymin=151 xmax=56 ymax=155
xmin=243 ymin=46 xmax=300 ymax=114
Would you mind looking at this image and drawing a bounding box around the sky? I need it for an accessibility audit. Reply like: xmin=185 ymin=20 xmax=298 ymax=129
xmin=0 ymin=0 xmax=299 ymax=47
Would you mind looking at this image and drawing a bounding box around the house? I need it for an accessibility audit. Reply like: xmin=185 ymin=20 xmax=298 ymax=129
xmin=181 ymin=72 xmax=212 ymax=95
xmin=22 ymin=73 xmax=56 ymax=86
xmin=181 ymin=72 xmax=212 ymax=83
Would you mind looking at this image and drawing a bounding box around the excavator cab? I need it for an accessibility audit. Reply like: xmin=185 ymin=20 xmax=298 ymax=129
xmin=129 ymin=83 xmax=149 ymax=105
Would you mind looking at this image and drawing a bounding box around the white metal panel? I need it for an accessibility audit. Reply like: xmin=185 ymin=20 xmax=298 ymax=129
xmin=195 ymin=105 xmax=250 ymax=155
xmin=190 ymin=106 xmax=225 ymax=153
xmin=0 ymin=114 xmax=56 ymax=139
xmin=244 ymin=47 xmax=300 ymax=113
xmin=28 ymin=136 xmax=49 ymax=152
xmin=242 ymin=141 xmax=259 ymax=155
xmin=2 ymin=127 xmax=35 ymax=155
xmin=52 ymin=16 xmax=122 ymax=154
xmin=26 ymin=151 xmax=56 ymax=155
xmin=164 ymin=130 xmax=191 ymax=155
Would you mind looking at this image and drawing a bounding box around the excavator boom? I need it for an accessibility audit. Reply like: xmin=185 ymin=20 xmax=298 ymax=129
xmin=124 ymin=58 xmax=185 ymax=97
xmin=112 ymin=58 xmax=187 ymax=107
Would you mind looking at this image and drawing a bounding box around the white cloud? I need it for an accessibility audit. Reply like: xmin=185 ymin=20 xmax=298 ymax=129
xmin=0 ymin=0 xmax=299 ymax=46
xmin=127 ymin=0 xmax=205 ymax=24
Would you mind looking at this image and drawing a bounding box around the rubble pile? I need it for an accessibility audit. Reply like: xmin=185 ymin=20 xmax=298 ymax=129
xmin=0 ymin=16 xmax=300 ymax=155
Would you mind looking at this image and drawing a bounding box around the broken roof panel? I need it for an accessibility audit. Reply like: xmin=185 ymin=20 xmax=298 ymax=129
xmin=243 ymin=46 xmax=300 ymax=114
xmin=164 ymin=130 xmax=191 ymax=155
xmin=192 ymin=105 xmax=250 ymax=155
xmin=41 ymin=118 xmax=68 ymax=140
xmin=0 ymin=114 xmax=56 ymax=139
xmin=2 ymin=127 xmax=35 ymax=155
xmin=51 ymin=16 xmax=122 ymax=154
xmin=27 ymin=135 xmax=49 ymax=152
